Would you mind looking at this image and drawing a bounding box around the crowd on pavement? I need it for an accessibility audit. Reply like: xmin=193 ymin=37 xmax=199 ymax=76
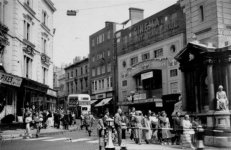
xmin=23 ymin=106 xmax=76 ymax=139
xmin=96 ymin=107 xmax=201 ymax=150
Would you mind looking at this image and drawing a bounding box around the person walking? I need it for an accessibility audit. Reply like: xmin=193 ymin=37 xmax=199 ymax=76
xmin=33 ymin=112 xmax=43 ymax=138
xmin=142 ymin=114 xmax=152 ymax=144
xmin=134 ymin=111 xmax=143 ymax=144
xmin=182 ymin=114 xmax=195 ymax=149
xmin=114 ymin=108 xmax=123 ymax=146
xmin=172 ymin=112 xmax=182 ymax=145
xmin=159 ymin=111 xmax=172 ymax=145
xmin=25 ymin=112 xmax=32 ymax=138
xmin=84 ymin=111 xmax=95 ymax=136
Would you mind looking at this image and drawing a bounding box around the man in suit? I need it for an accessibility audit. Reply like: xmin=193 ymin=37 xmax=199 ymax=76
xmin=172 ymin=111 xmax=181 ymax=145
xmin=114 ymin=108 xmax=122 ymax=146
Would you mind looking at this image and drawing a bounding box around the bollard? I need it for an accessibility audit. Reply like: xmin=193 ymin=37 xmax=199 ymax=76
xmin=105 ymin=118 xmax=115 ymax=150
xmin=196 ymin=125 xmax=204 ymax=150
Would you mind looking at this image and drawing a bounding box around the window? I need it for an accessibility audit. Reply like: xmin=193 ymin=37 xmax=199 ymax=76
xmin=107 ymin=30 xmax=111 ymax=39
xmin=170 ymin=69 xmax=178 ymax=77
xmin=41 ymin=37 xmax=47 ymax=54
xmin=76 ymin=69 xmax=78 ymax=77
xmin=24 ymin=56 xmax=32 ymax=78
xmin=110 ymin=77 xmax=112 ymax=87
xmin=92 ymin=39 xmax=95 ymax=47
xmin=85 ymin=65 xmax=88 ymax=74
xmin=107 ymin=77 xmax=110 ymax=88
xmin=71 ymin=82 xmax=73 ymax=93
xmin=107 ymin=63 xmax=111 ymax=72
xmin=92 ymin=68 xmax=95 ymax=77
xmin=91 ymin=82 xmax=94 ymax=91
xmin=67 ymin=72 xmax=69 ymax=79
xmin=199 ymin=5 xmax=204 ymax=22
xmin=42 ymin=10 xmax=48 ymax=26
xmin=95 ymin=81 xmax=97 ymax=90
xmin=25 ymin=0 xmax=32 ymax=7
xmin=97 ymin=66 xmax=101 ymax=75
xmin=81 ymin=67 xmax=83 ymax=75
xmin=122 ymin=80 xmax=127 ymax=87
xmin=67 ymin=83 xmax=69 ymax=94
xmin=170 ymin=82 xmax=178 ymax=94
xmin=102 ymin=65 xmax=105 ymax=74
xmin=108 ymin=50 xmax=111 ymax=56
xmin=80 ymin=79 xmax=83 ymax=90
xmin=85 ymin=78 xmax=88 ymax=88
xmin=130 ymin=56 xmax=138 ymax=66
xmin=142 ymin=52 xmax=150 ymax=61
xmin=42 ymin=67 xmax=48 ymax=84
xmin=92 ymin=56 xmax=95 ymax=62
xmin=154 ymin=48 xmax=163 ymax=58
xmin=102 ymin=79 xmax=104 ymax=89
xmin=24 ymin=20 xmax=31 ymax=41
xmin=71 ymin=71 xmax=73 ymax=78
xmin=99 ymin=80 xmax=101 ymax=89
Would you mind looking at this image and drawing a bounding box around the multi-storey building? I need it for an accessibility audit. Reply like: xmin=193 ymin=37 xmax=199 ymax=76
xmin=89 ymin=22 xmax=118 ymax=114
xmin=0 ymin=0 xmax=56 ymax=122
xmin=65 ymin=58 xmax=89 ymax=95
xmin=176 ymin=0 xmax=231 ymax=147
xmin=116 ymin=3 xmax=186 ymax=116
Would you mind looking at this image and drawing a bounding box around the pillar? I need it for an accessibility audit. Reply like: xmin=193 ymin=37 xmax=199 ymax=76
xmin=227 ymin=62 xmax=231 ymax=110
xmin=181 ymin=71 xmax=187 ymax=110
xmin=207 ymin=62 xmax=215 ymax=111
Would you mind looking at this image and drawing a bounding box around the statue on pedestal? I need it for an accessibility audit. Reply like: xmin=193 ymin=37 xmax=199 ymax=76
xmin=216 ymin=85 xmax=229 ymax=111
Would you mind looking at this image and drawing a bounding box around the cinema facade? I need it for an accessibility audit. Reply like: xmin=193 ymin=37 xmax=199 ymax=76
xmin=115 ymin=3 xmax=186 ymax=116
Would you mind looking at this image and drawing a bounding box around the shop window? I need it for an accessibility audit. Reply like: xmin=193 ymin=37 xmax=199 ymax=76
xmin=142 ymin=52 xmax=150 ymax=61
xmin=154 ymin=48 xmax=163 ymax=58
xmin=130 ymin=56 xmax=138 ymax=66
xmin=170 ymin=69 xmax=178 ymax=77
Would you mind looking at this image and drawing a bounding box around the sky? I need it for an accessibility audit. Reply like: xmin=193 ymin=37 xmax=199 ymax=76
xmin=53 ymin=0 xmax=178 ymax=67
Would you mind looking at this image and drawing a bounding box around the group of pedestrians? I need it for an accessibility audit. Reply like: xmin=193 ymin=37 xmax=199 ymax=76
xmin=24 ymin=107 xmax=76 ymax=139
xmin=97 ymin=107 xmax=200 ymax=149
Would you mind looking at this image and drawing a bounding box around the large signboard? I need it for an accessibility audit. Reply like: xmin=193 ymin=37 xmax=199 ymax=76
xmin=0 ymin=72 xmax=22 ymax=87
xmin=118 ymin=4 xmax=185 ymax=55
xmin=141 ymin=71 xmax=153 ymax=80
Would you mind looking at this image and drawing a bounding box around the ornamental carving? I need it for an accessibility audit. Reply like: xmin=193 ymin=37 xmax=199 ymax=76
xmin=23 ymin=46 xmax=35 ymax=57
xmin=41 ymin=53 xmax=50 ymax=66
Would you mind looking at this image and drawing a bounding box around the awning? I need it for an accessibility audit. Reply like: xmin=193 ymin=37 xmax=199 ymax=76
xmin=95 ymin=98 xmax=112 ymax=107
xmin=90 ymin=100 xmax=97 ymax=105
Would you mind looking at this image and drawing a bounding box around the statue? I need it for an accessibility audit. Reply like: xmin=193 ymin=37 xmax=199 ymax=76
xmin=216 ymin=85 xmax=229 ymax=111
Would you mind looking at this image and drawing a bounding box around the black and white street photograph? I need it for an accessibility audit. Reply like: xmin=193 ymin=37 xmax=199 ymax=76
xmin=0 ymin=0 xmax=231 ymax=150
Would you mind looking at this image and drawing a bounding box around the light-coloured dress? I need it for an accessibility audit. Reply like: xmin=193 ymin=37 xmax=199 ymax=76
xmin=142 ymin=117 xmax=152 ymax=140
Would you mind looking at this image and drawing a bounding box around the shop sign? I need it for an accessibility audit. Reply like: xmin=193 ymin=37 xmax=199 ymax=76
xmin=96 ymin=93 xmax=106 ymax=99
xmin=141 ymin=71 xmax=153 ymax=80
xmin=0 ymin=72 xmax=22 ymax=87
xmin=133 ymin=93 xmax=146 ymax=101
xmin=155 ymin=101 xmax=163 ymax=107
xmin=106 ymin=92 xmax=113 ymax=98
xmin=79 ymin=101 xmax=90 ymax=105
xmin=47 ymin=89 xmax=57 ymax=97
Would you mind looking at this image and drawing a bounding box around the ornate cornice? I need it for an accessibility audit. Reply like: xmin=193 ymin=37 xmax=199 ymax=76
xmin=41 ymin=53 xmax=50 ymax=67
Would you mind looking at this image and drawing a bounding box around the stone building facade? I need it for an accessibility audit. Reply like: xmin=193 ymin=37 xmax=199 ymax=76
xmin=116 ymin=3 xmax=186 ymax=115
xmin=0 ymin=0 xmax=56 ymax=122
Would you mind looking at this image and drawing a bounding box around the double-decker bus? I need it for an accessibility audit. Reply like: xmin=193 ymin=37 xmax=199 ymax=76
xmin=67 ymin=94 xmax=91 ymax=118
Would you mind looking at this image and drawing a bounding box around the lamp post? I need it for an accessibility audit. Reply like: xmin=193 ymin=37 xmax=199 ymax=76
xmin=105 ymin=118 xmax=115 ymax=150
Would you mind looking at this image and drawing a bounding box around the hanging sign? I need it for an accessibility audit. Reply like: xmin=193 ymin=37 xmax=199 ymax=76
xmin=0 ymin=72 xmax=22 ymax=87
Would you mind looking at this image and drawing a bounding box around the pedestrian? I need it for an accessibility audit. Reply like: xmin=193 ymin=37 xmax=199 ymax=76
xmin=103 ymin=111 xmax=110 ymax=127
xmin=97 ymin=114 xmax=105 ymax=138
xmin=159 ymin=111 xmax=172 ymax=145
xmin=134 ymin=111 xmax=143 ymax=144
xmin=62 ymin=112 xmax=70 ymax=130
xmin=182 ymin=114 xmax=195 ymax=149
xmin=121 ymin=112 xmax=128 ymax=140
xmin=114 ymin=108 xmax=123 ymax=146
xmin=142 ymin=113 xmax=152 ymax=144
xmin=84 ymin=111 xmax=95 ymax=136
xmin=150 ymin=112 xmax=158 ymax=143
xmin=80 ymin=113 xmax=84 ymax=130
xmin=33 ymin=112 xmax=43 ymax=138
xmin=25 ymin=111 xmax=32 ymax=138
xmin=129 ymin=107 xmax=136 ymax=140
xmin=172 ymin=111 xmax=182 ymax=145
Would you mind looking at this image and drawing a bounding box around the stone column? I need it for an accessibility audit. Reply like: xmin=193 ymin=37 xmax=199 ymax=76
xmin=207 ymin=60 xmax=215 ymax=111
xmin=227 ymin=62 xmax=231 ymax=110
xmin=181 ymin=71 xmax=187 ymax=111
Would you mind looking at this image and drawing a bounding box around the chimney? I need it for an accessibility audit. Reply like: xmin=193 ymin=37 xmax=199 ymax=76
xmin=129 ymin=8 xmax=144 ymax=25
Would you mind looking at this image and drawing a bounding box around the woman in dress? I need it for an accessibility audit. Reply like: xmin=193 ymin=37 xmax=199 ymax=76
xmin=142 ymin=114 xmax=152 ymax=144
xmin=159 ymin=111 xmax=172 ymax=145
xmin=182 ymin=114 xmax=195 ymax=149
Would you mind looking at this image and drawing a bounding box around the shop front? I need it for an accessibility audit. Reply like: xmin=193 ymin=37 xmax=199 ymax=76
xmin=46 ymin=88 xmax=57 ymax=112
xmin=18 ymin=78 xmax=48 ymax=116
xmin=0 ymin=72 xmax=22 ymax=123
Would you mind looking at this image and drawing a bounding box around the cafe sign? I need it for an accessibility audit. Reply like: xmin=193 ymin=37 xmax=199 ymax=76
xmin=0 ymin=72 xmax=22 ymax=87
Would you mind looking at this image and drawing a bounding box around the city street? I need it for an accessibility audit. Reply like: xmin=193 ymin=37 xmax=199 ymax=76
xmin=1 ymin=129 xmax=98 ymax=150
